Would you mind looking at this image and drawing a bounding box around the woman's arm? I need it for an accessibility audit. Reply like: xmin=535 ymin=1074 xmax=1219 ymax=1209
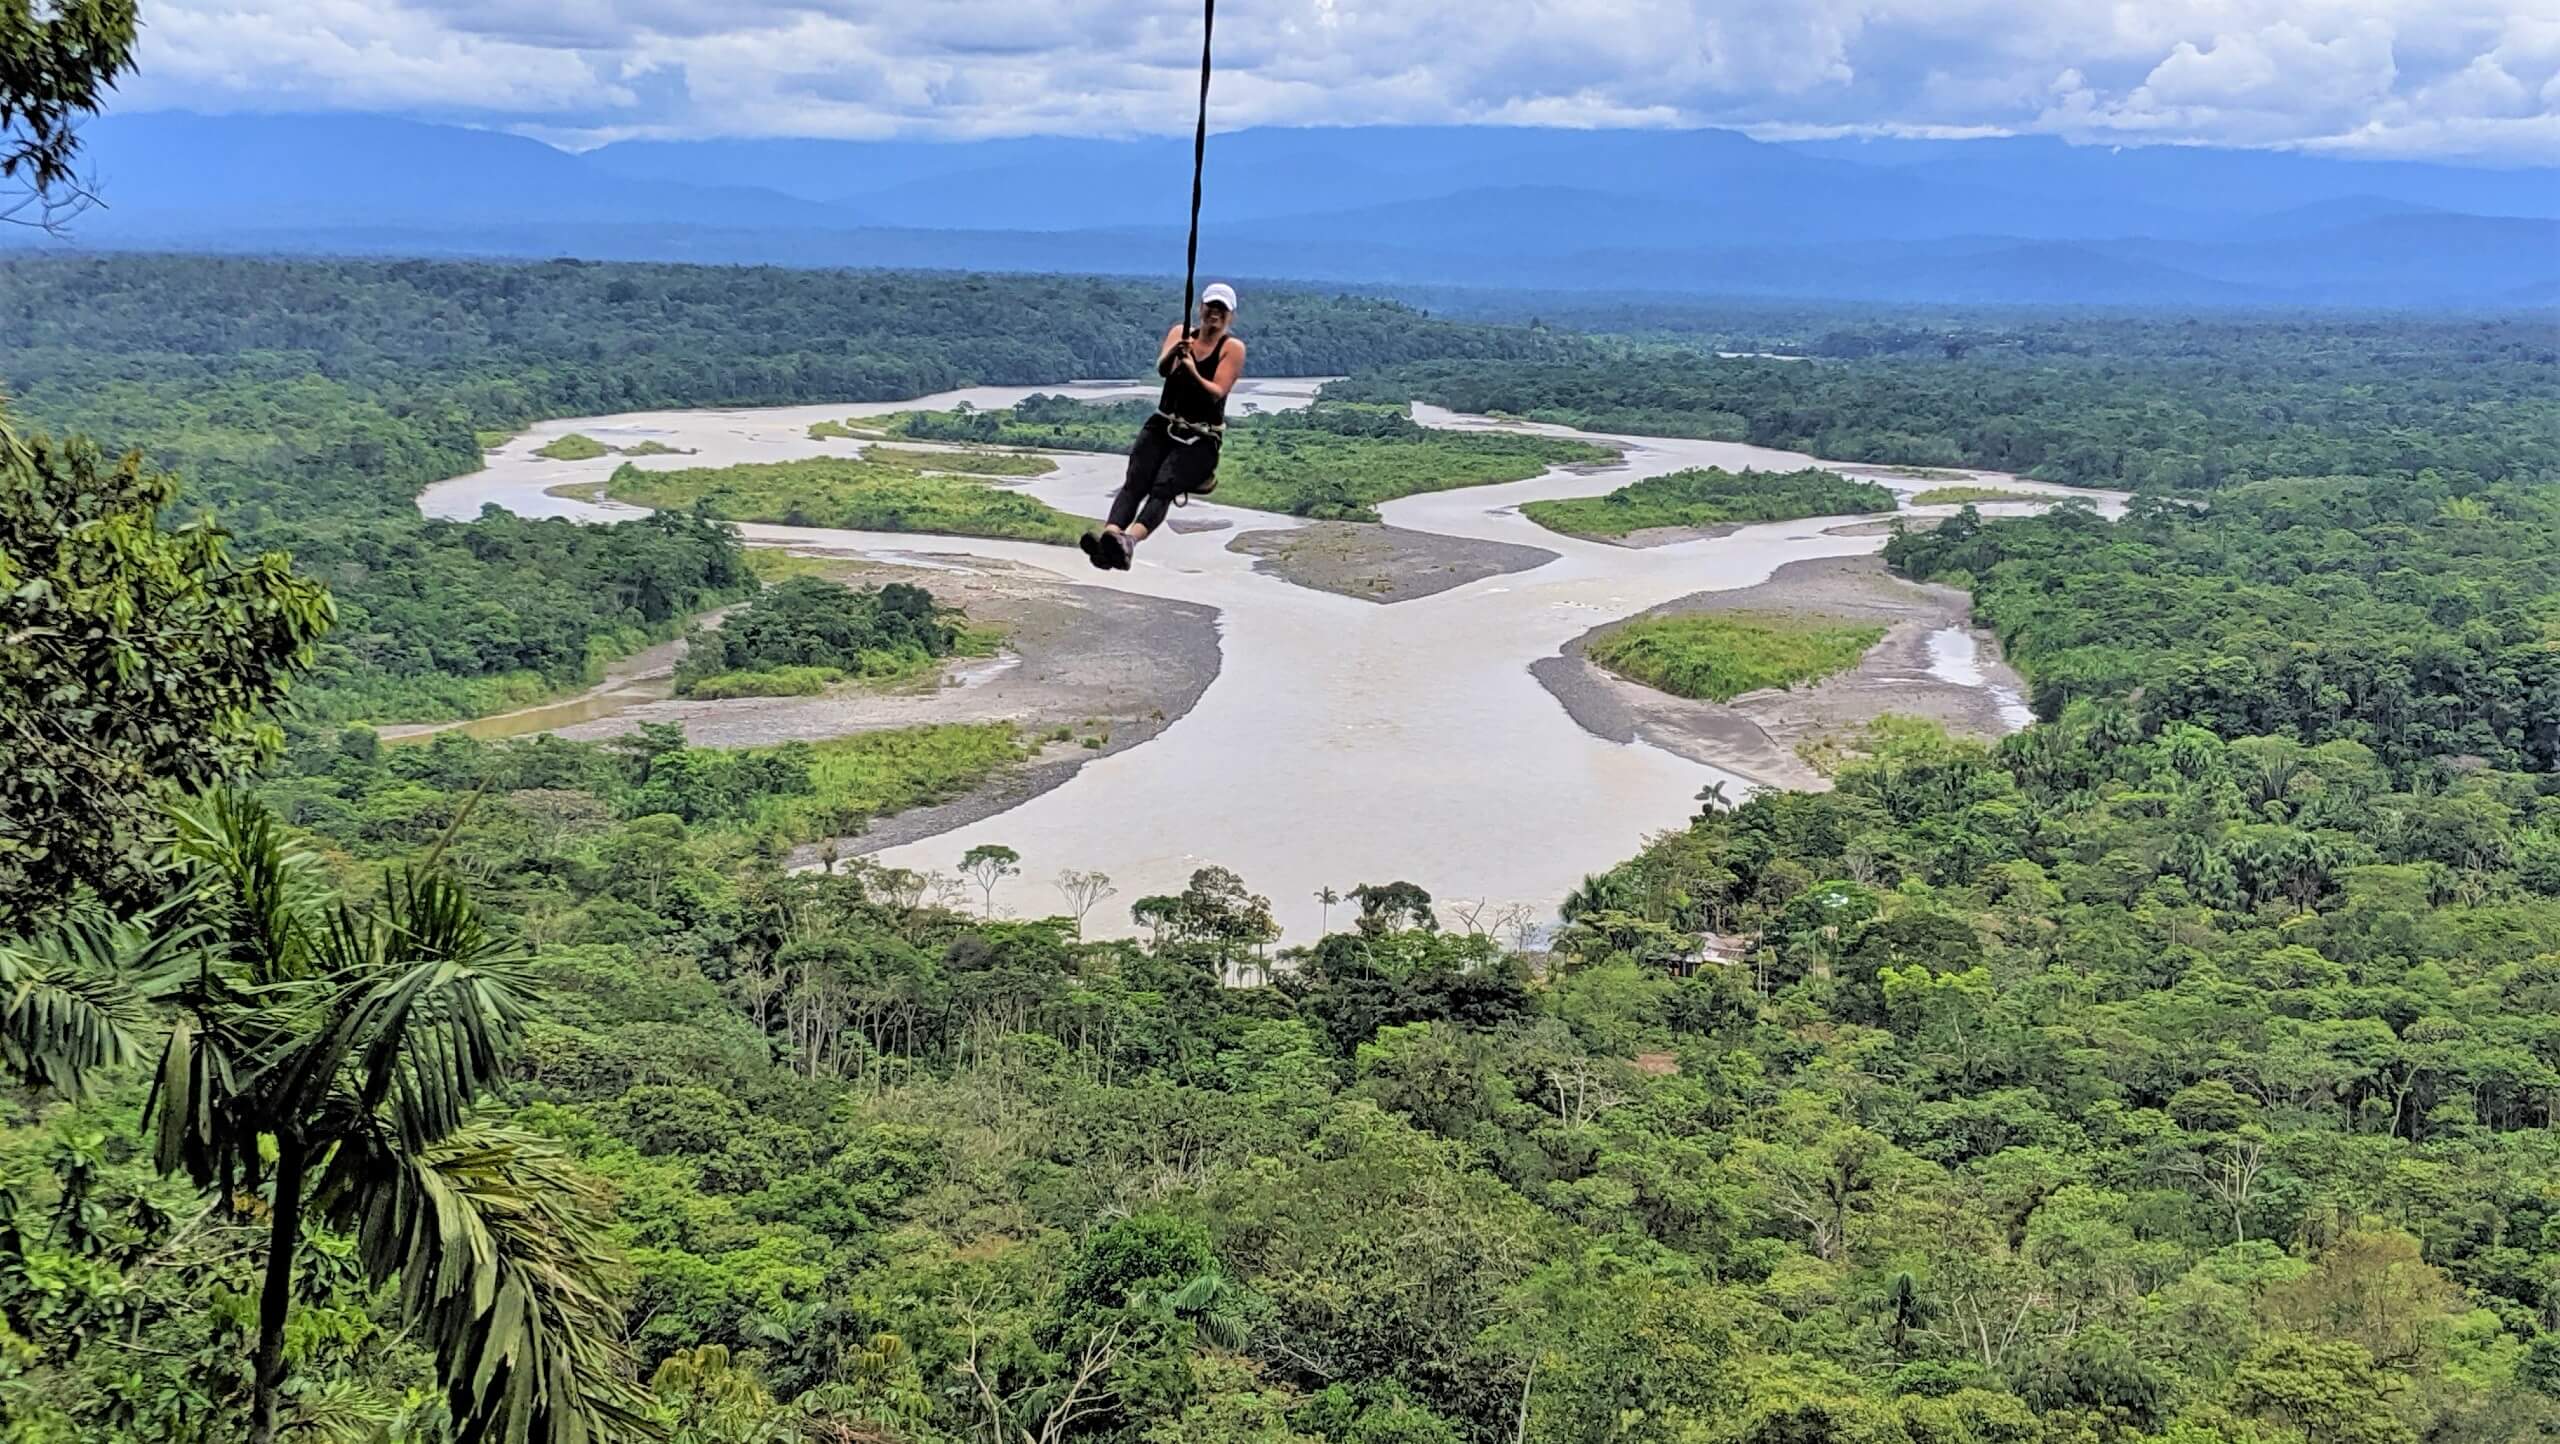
xmin=1155 ymin=323 xmax=1187 ymax=377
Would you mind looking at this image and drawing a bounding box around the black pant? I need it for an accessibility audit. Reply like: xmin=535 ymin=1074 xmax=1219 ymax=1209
xmin=1110 ymin=415 xmax=1221 ymax=532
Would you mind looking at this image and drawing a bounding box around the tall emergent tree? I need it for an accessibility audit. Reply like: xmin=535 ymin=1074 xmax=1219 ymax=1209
xmin=960 ymin=843 xmax=1022 ymax=916
xmin=0 ymin=424 xmax=333 ymax=931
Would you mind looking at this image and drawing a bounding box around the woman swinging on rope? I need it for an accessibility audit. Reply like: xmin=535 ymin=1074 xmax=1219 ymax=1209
xmin=1081 ymin=282 xmax=1246 ymax=570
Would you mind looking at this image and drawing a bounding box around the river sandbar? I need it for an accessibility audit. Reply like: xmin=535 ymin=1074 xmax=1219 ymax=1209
xmin=395 ymin=550 xmax=1222 ymax=851
xmin=550 ymin=551 xmax=1217 ymax=744
xmin=1537 ymin=555 xmax=2027 ymax=791
xmin=1226 ymin=522 xmax=1558 ymax=604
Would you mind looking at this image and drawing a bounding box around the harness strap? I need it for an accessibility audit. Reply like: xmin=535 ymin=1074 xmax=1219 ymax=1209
xmin=1156 ymin=409 xmax=1224 ymax=443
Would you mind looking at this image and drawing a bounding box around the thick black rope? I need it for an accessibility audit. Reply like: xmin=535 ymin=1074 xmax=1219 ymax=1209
xmin=1181 ymin=0 xmax=1215 ymax=335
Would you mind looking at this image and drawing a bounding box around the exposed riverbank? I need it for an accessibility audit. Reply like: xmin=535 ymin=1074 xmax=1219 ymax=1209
xmin=382 ymin=550 xmax=1223 ymax=857
xmin=1226 ymin=522 xmax=1558 ymax=603
xmin=1534 ymin=554 xmax=2029 ymax=792
xmin=547 ymin=553 xmax=1217 ymax=747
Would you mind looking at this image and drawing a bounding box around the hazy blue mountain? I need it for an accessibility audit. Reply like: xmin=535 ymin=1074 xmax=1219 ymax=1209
xmin=583 ymin=135 xmax=1169 ymax=209
xmin=1781 ymin=134 xmax=2560 ymax=219
xmin=76 ymin=112 xmax=852 ymax=231
xmin=2100 ymin=213 xmax=2560 ymax=304
xmin=2210 ymin=195 xmax=2443 ymax=240
xmin=27 ymin=112 xmax=2556 ymax=308
xmin=601 ymin=126 xmax=2207 ymax=240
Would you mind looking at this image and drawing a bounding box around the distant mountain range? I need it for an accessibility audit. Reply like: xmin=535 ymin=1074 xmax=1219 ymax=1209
xmin=15 ymin=112 xmax=2556 ymax=308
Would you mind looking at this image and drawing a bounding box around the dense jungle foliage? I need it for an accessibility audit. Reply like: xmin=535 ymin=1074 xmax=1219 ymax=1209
xmin=2 ymin=251 xmax=2557 ymax=1444
xmin=284 ymin=508 xmax=758 ymax=722
xmin=1886 ymin=478 xmax=2560 ymax=772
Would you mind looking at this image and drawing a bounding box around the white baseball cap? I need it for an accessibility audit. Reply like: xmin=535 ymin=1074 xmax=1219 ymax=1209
xmin=1200 ymin=282 xmax=1238 ymax=313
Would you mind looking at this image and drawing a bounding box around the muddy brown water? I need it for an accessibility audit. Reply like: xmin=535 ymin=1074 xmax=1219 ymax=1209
xmin=420 ymin=380 xmax=2122 ymax=939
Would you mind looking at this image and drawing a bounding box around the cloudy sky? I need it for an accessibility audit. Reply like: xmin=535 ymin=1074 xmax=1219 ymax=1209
xmin=126 ymin=1 xmax=2557 ymax=162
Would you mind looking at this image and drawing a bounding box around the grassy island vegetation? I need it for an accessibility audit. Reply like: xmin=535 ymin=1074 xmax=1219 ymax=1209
xmin=537 ymin=434 xmax=698 ymax=461
xmin=1589 ymin=612 xmax=1889 ymax=699
xmin=1912 ymin=483 xmax=2042 ymax=505
xmin=891 ymin=394 xmax=1614 ymax=520
xmin=1524 ymin=465 xmax=1896 ymax=538
xmin=807 ymin=417 xmax=880 ymax=441
xmin=534 ymin=432 xmax=613 ymax=460
xmin=606 ymin=454 xmax=1090 ymax=544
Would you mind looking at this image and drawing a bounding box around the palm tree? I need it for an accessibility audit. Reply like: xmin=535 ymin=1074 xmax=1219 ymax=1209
xmin=1694 ymin=779 xmax=1732 ymax=815
xmin=145 ymin=793 xmax=651 ymax=1444
xmin=1313 ymin=886 xmax=1341 ymax=936
xmin=1559 ymin=870 xmax=1637 ymax=923
xmin=1134 ymin=1268 xmax=1251 ymax=1353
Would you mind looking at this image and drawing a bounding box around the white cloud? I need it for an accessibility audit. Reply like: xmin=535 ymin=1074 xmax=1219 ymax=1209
xmin=2035 ymin=19 xmax=2406 ymax=144
xmin=131 ymin=0 xmax=630 ymax=114
xmin=118 ymin=0 xmax=2560 ymax=162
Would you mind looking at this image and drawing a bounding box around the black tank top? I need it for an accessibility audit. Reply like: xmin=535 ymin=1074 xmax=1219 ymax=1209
xmin=1159 ymin=336 xmax=1230 ymax=427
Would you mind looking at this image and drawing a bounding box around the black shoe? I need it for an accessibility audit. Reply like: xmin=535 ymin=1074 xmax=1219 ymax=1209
xmin=1079 ymin=530 xmax=1109 ymax=570
xmin=1105 ymin=532 xmax=1134 ymax=570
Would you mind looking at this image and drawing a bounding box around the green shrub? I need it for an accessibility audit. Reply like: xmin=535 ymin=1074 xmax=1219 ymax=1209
xmin=676 ymin=576 xmax=974 ymax=696
xmin=682 ymin=665 xmax=846 ymax=699
xmin=534 ymin=432 xmax=612 ymax=460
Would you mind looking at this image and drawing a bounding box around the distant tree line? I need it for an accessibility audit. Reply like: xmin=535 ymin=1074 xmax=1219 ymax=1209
xmin=0 ymin=254 xmax=1593 ymax=525
xmin=1326 ymin=312 xmax=2558 ymax=491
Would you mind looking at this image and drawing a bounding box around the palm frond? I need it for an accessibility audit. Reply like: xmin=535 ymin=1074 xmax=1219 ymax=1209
xmin=148 ymin=1010 xmax=210 ymax=1176
xmin=274 ymin=1375 xmax=400 ymax=1443
xmin=1139 ymin=1269 xmax=1253 ymax=1354
xmin=168 ymin=790 xmax=325 ymax=983
xmin=291 ymin=870 xmax=537 ymax=1155
xmin=0 ymin=910 xmax=193 ymax=1096
xmin=321 ymin=1123 xmax=658 ymax=1444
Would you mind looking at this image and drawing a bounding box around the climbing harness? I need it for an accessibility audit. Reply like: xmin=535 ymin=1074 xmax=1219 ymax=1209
xmin=1156 ymin=410 xmax=1225 ymax=444
xmin=1158 ymin=410 xmax=1223 ymax=507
